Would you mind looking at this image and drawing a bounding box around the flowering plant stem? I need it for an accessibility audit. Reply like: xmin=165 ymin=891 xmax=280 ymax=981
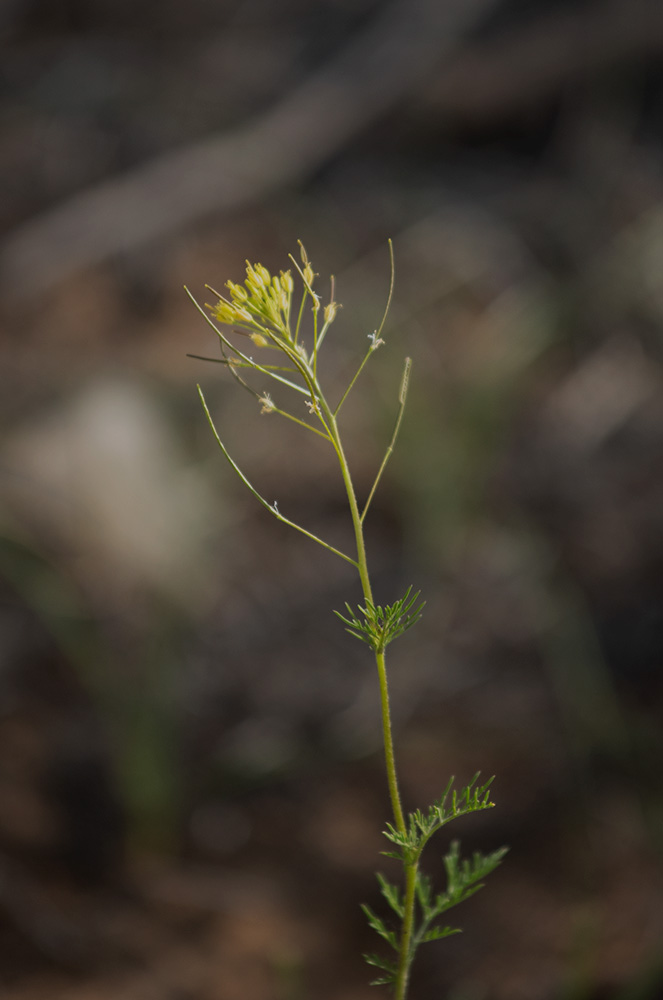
xmin=326 ymin=409 xmax=412 ymax=999
xmin=189 ymin=242 xmax=506 ymax=998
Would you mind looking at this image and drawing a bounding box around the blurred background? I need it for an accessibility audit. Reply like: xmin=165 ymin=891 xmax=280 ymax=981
xmin=1 ymin=0 xmax=663 ymax=998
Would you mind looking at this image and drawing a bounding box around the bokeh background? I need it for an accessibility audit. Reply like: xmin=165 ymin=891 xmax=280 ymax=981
xmin=1 ymin=1 xmax=663 ymax=998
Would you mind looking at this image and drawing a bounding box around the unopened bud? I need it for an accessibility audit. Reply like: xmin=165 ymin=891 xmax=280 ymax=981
xmin=213 ymin=301 xmax=236 ymax=324
xmin=251 ymin=332 xmax=269 ymax=348
xmin=227 ymin=281 xmax=248 ymax=302
xmin=281 ymin=270 xmax=294 ymax=294
xmin=324 ymin=301 xmax=338 ymax=324
xmin=303 ymin=263 xmax=314 ymax=286
xmin=255 ymin=264 xmax=271 ymax=285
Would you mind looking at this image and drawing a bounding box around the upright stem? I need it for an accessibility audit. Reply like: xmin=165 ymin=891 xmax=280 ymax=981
xmin=374 ymin=648 xmax=406 ymax=836
xmin=319 ymin=392 xmax=406 ymax=833
xmin=395 ymin=862 xmax=418 ymax=1000
xmin=319 ymin=387 xmax=415 ymax=1000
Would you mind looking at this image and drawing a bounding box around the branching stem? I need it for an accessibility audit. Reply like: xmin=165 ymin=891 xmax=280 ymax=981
xmin=190 ymin=245 xmax=503 ymax=1000
xmin=361 ymin=356 xmax=411 ymax=523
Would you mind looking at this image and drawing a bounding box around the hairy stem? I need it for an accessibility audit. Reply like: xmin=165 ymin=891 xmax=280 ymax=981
xmin=373 ymin=649 xmax=406 ymax=836
xmin=395 ymin=861 xmax=418 ymax=1000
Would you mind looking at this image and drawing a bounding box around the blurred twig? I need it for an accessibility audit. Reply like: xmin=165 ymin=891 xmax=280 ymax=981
xmin=0 ymin=0 xmax=497 ymax=300
xmin=422 ymin=0 xmax=663 ymax=120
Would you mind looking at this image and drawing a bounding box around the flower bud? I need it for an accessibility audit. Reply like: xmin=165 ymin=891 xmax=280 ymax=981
xmin=213 ymin=301 xmax=236 ymax=324
xmin=227 ymin=281 xmax=248 ymax=302
xmin=255 ymin=264 xmax=271 ymax=285
xmin=281 ymin=270 xmax=294 ymax=294
xmin=251 ymin=332 xmax=269 ymax=348
xmin=245 ymin=262 xmax=257 ymax=282
xmin=324 ymin=301 xmax=338 ymax=324
xmin=303 ymin=263 xmax=314 ymax=286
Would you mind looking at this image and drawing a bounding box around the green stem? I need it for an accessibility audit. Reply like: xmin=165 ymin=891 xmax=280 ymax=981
xmin=318 ymin=388 xmax=413 ymax=995
xmin=373 ymin=649 xmax=406 ymax=836
xmin=395 ymin=861 xmax=418 ymax=1000
xmin=198 ymin=386 xmax=357 ymax=568
xmin=361 ymin=358 xmax=411 ymax=523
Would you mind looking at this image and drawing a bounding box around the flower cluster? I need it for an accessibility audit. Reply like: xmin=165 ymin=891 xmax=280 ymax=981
xmin=205 ymin=245 xmax=340 ymax=364
xmin=209 ymin=261 xmax=295 ymax=343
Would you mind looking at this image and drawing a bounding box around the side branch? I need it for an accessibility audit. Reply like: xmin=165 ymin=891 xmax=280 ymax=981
xmin=198 ymin=386 xmax=357 ymax=568
xmin=186 ymin=288 xmax=311 ymax=397
xmin=361 ymin=357 xmax=411 ymax=523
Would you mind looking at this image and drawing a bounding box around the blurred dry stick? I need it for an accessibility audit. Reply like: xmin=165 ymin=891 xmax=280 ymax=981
xmin=0 ymin=0 xmax=496 ymax=300
xmin=422 ymin=0 xmax=663 ymax=120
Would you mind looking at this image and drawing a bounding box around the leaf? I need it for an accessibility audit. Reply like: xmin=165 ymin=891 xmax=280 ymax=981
xmin=415 ymin=871 xmax=433 ymax=911
xmin=361 ymin=904 xmax=398 ymax=950
xmin=422 ymin=925 xmax=461 ymax=943
xmin=376 ymin=873 xmax=404 ymax=918
xmin=335 ymin=587 xmax=425 ymax=653
xmin=364 ymin=953 xmax=397 ymax=974
xmin=408 ymin=774 xmax=503 ymax=851
xmin=364 ymin=952 xmax=397 ymax=988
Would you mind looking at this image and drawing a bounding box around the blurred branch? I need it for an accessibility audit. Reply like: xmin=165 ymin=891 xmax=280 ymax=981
xmin=422 ymin=0 xmax=663 ymax=120
xmin=0 ymin=0 xmax=497 ymax=301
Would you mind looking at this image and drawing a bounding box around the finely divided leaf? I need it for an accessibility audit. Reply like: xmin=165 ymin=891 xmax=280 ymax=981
xmin=361 ymin=904 xmax=398 ymax=951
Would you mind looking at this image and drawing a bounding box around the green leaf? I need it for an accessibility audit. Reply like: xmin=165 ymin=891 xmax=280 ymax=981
xmin=361 ymin=904 xmax=398 ymax=950
xmin=407 ymin=774 xmax=503 ymax=852
xmin=335 ymin=587 xmax=425 ymax=653
xmin=422 ymin=925 xmax=461 ymax=943
xmin=364 ymin=952 xmax=397 ymax=987
xmin=415 ymin=871 xmax=433 ymax=912
xmin=434 ymin=841 xmax=508 ymax=912
xmin=364 ymin=953 xmax=397 ymax=974
xmin=376 ymin=873 xmax=404 ymax=918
